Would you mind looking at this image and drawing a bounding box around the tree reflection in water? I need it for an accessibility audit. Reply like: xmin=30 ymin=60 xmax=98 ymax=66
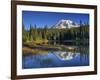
xmin=22 ymin=46 xmax=89 ymax=69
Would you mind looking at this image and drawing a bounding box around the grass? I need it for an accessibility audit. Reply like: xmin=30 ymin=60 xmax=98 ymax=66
xmin=22 ymin=47 xmax=48 ymax=55
xmin=22 ymin=41 xmax=79 ymax=55
xmin=35 ymin=39 xmax=48 ymax=44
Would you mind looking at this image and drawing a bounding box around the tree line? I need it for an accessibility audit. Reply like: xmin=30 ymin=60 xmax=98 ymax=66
xmin=22 ymin=21 xmax=89 ymax=44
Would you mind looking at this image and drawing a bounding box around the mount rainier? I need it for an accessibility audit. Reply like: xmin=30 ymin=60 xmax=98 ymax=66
xmin=52 ymin=19 xmax=80 ymax=29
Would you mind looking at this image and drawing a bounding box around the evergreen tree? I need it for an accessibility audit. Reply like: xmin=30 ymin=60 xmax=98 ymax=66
xmin=29 ymin=24 xmax=33 ymax=41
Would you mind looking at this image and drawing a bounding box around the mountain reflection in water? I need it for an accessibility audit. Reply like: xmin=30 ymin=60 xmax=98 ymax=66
xmin=22 ymin=47 xmax=89 ymax=69
xmin=54 ymin=51 xmax=79 ymax=61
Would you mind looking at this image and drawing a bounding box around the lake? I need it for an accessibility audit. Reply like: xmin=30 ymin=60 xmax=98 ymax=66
xmin=22 ymin=45 xmax=89 ymax=69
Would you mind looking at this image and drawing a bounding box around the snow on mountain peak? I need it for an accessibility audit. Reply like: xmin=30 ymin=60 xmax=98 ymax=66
xmin=53 ymin=19 xmax=79 ymax=29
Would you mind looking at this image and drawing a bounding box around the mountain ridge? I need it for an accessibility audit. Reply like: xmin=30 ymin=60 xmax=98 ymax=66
xmin=52 ymin=19 xmax=79 ymax=29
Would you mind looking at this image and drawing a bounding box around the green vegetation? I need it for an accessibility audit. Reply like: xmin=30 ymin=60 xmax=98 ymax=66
xmin=22 ymin=21 xmax=89 ymax=55
xmin=22 ymin=22 xmax=89 ymax=44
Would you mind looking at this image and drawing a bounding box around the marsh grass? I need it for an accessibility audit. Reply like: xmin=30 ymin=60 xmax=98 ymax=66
xmin=22 ymin=47 xmax=48 ymax=55
xmin=22 ymin=41 xmax=80 ymax=55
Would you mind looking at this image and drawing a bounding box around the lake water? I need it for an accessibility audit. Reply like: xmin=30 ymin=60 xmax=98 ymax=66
xmin=22 ymin=46 xmax=89 ymax=69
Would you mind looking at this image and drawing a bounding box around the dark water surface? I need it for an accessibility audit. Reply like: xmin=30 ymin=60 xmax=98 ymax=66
xmin=22 ymin=46 xmax=89 ymax=69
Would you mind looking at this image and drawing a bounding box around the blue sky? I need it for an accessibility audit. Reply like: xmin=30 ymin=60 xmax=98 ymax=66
xmin=22 ymin=11 xmax=89 ymax=30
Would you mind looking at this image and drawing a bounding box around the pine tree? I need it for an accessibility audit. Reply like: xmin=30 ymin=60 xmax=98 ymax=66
xmin=29 ymin=24 xmax=33 ymax=41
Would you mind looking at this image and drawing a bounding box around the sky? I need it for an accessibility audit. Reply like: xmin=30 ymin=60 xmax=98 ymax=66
xmin=22 ymin=11 xmax=89 ymax=30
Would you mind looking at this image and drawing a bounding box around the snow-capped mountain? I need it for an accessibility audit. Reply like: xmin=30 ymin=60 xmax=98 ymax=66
xmin=52 ymin=19 xmax=79 ymax=29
